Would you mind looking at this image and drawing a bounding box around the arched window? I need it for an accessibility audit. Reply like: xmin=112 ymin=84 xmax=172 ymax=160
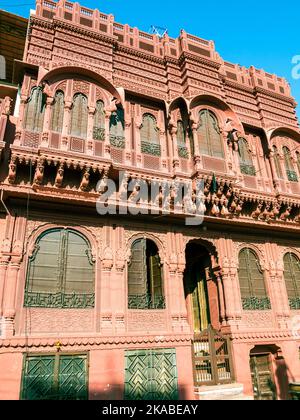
xmin=70 ymin=93 xmax=88 ymax=138
xmin=93 ymin=100 xmax=105 ymax=141
xmin=283 ymin=252 xmax=300 ymax=310
xmin=51 ymin=91 xmax=64 ymax=133
xmin=177 ymin=120 xmax=189 ymax=159
xmin=140 ymin=113 xmax=161 ymax=156
xmin=296 ymin=152 xmax=300 ymax=176
xmin=283 ymin=146 xmax=298 ymax=182
xmin=24 ymin=229 xmax=95 ymax=309
xmin=238 ymin=137 xmax=256 ymax=176
xmin=177 ymin=120 xmax=185 ymax=145
xmin=128 ymin=239 xmax=165 ymax=309
xmin=24 ymin=87 xmax=46 ymax=132
xmin=272 ymin=145 xmax=283 ymax=179
xmin=109 ymin=106 xmax=125 ymax=148
xmin=238 ymin=248 xmax=271 ymax=310
xmin=197 ymin=109 xmax=224 ymax=158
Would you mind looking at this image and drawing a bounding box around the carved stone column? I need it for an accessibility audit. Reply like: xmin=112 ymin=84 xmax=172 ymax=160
xmin=104 ymin=112 xmax=112 ymax=159
xmin=100 ymin=246 xmax=114 ymax=333
xmin=0 ymin=258 xmax=9 ymax=317
xmin=2 ymin=258 xmax=21 ymax=338
xmin=191 ymin=123 xmax=201 ymax=171
xmin=170 ymin=125 xmax=179 ymax=170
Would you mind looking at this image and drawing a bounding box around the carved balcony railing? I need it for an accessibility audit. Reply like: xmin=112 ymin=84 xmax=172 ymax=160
xmin=240 ymin=163 xmax=256 ymax=176
xmin=289 ymin=297 xmax=300 ymax=310
xmin=128 ymin=294 xmax=166 ymax=310
xmin=242 ymin=296 xmax=271 ymax=311
xmin=110 ymin=135 xmax=125 ymax=149
xmin=24 ymin=291 xmax=95 ymax=309
xmin=178 ymin=145 xmax=189 ymax=159
xmin=286 ymin=170 xmax=298 ymax=183
xmin=141 ymin=141 xmax=161 ymax=157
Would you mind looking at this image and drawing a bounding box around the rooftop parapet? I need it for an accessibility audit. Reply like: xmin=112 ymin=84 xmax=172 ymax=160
xmin=34 ymin=0 xmax=292 ymax=98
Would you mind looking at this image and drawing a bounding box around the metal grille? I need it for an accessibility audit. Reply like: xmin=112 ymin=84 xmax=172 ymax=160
xmin=143 ymin=154 xmax=160 ymax=170
xmin=128 ymin=294 xmax=165 ymax=310
xmin=111 ymin=147 xmax=124 ymax=163
xmin=24 ymin=131 xmax=40 ymax=148
xmin=193 ymin=325 xmax=234 ymax=386
xmin=178 ymin=145 xmax=189 ymax=159
xmin=70 ymin=137 xmax=84 ymax=153
xmin=125 ymin=349 xmax=178 ymax=400
xmin=110 ymin=135 xmax=125 ymax=149
xmin=283 ymin=252 xmax=300 ymax=309
xmin=141 ymin=141 xmax=161 ymax=156
xmin=25 ymin=229 xmax=95 ymax=309
xmin=286 ymin=170 xmax=298 ymax=182
xmin=197 ymin=110 xmax=224 ymax=158
xmin=238 ymin=248 xmax=271 ymax=310
xmin=21 ymin=354 xmax=88 ymax=400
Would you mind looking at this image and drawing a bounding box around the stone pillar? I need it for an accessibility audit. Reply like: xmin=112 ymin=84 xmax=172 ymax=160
xmin=170 ymin=125 xmax=179 ymax=170
xmin=216 ymin=272 xmax=226 ymax=326
xmin=0 ymin=258 xmax=9 ymax=317
xmin=191 ymin=123 xmax=201 ymax=171
xmin=40 ymin=97 xmax=53 ymax=148
xmin=104 ymin=112 xmax=112 ymax=159
xmin=2 ymin=259 xmax=21 ymax=338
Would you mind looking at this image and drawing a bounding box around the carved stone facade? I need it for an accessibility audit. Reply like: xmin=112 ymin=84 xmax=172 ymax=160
xmin=0 ymin=0 xmax=300 ymax=401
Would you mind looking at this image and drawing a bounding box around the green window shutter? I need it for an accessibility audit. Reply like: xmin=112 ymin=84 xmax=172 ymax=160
xmin=93 ymin=100 xmax=105 ymax=140
xmin=128 ymin=239 xmax=148 ymax=308
xmin=25 ymin=229 xmax=95 ymax=309
xmin=24 ymin=87 xmax=46 ymax=133
xmin=70 ymin=93 xmax=88 ymax=138
xmin=141 ymin=114 xmax=159 ymax=144
xmin=198 ymin=110 xmax=223 ymax=158
xmin=238 ymin=248 xmax=270 ymax=310
xmin=21 ymin=355 xmax=88 ymax=400
xmin=176 ymin=120 xmax=185 ymax=145
xmin=51 ymin=91 xmax=64 ymax=133
xmin=64 ymin=230 xmax=94 ymax=295
xmin=58 ymin=355 xmax=88 ymax=400
xmin=238 ymin=138 xmax=256 ymax=176
xmin=21 ymin=356 xmax=56 ymax=400
xmin=284 ymin=253 xmax=300 ymax=309
xmin=149 ymin=254 xmax=163 ymax=306
xmin=125 ymin=349 xmax=178 ymax=401
xmin=109 ymin=107 xmax=125 ymax=148
xmin=26 ymin=229 xmax=62 ymax=294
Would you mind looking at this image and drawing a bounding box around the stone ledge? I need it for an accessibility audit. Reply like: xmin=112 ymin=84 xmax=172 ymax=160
xmin=195 ymin=383 xmax=253 ymax=400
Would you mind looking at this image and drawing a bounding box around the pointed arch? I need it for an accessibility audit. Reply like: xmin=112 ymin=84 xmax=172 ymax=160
xmin=283 ymin=146 xmax=298 ymax=182
xmin=283 ymin=252 xmax=300 ymax=310
xmin=24 ymin=87 xmax=46 ymax=132
xmin=272 ymin=145 xmax=283 ymax=179
xmin=238 ymin=137 xmax=256 ymax=176
xmin=51 ymin=90 xmax=64 ymax=133
xmin=238 ymin=248 xmax=270 ymax=310
xmin=70 ymin=93 xmax=88 ymax=138
xmin=24 ymin=228 xmax=95 ymax=309
xmin=128 ymin=238 xmax=165 ymax=309
xmin=93 ymin=100 xmax=105 ymax=141
xmin=197 ymin=109 xmax=224 ymax=158
xmin=109 ymin=106 xmax=125 ymax=148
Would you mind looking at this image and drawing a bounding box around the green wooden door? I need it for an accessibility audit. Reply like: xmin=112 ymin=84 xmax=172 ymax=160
xmin=125 ymin=349 xmax=178 ymax=400
xmin=21 ymin=354 xmax=88 ymax=400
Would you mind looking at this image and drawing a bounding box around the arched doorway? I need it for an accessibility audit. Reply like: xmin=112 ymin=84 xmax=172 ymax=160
xmin=184 ymin=241 xmax=220 ymax=332
xmin=184 ymin=241 xmax=234 ymax=386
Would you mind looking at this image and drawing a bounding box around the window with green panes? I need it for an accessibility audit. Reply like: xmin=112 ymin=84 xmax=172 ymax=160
xmin=238 ymin=248 xmax=271 ymax=310
xmin=21 ymin=354 xmax=88 ymax=400
xmin=24 ymin=228 xmax=95 ymax=309
xmin=128 ymin=239 xmax=165 ymax=310
xmin=283 ymin=252 xmax=300 ymax=310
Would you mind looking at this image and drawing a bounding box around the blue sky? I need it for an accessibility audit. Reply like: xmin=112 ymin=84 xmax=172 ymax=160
xmin=2 ymin=0 xmax=300 ymax=117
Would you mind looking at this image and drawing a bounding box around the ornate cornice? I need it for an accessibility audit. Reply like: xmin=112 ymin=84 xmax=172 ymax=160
xmin=179 ymin=52 xmax=221 ymax=70
xmin=255 ymin=86 xmax=297 ymax=106
xmin=0 ymin=333 xmax=193 ymax=351
xmin=115 ymin=44 xmax=165 ymax=65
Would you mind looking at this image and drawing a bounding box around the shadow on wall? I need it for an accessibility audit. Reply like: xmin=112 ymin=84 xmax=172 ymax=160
xmin=21 ymin=379 xmax=189 ymax=401
xmin=275 ymin=356 xmax=295 ymax=400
